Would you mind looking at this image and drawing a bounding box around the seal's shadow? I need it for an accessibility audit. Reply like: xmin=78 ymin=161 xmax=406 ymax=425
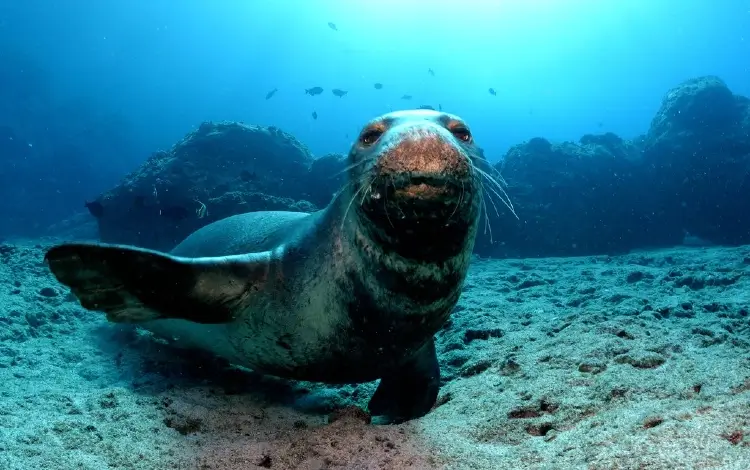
xmin=91 ymin=323 xmax=372 ymax=414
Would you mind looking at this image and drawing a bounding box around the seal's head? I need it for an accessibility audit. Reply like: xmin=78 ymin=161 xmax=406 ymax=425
xmin=346 ymin=110 xmax=483 ymax=260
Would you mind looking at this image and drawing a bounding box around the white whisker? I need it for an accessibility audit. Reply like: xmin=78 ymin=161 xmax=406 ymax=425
xmin=474 ymin=166 xmax=518 ymax=219
xmin=448 ymin=180 xmax=465 ymax=221
xmin=340 ymin=183 xmax=368 ymax=231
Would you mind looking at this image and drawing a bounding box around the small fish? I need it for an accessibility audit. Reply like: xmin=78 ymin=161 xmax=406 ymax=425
xmin=84 ymin=201 xmax=104 ymax=218
xmin=312 ymin=111 xmax=318 ymax=120
xmin=373 ymin=83 xmax=383 ymax=90
xmin=305 ymin=87 xmax=324 ymax=96
xmin=417 ymin=105 xmax=435 ymax=110
xmin=332 ymin=89 xmax=348 ymax=97
xmin=328 ymin=22 xmax=338 ymax=31
xmin=597 ymin=121 xmax=604 ymax=128
xmin=265 ymin=88 xmax=278 ymax=100
xmin=439 ymin=104 xmax=443 ymax=111
xmin=240 ymin=169 xmax=257 ymax=182
xmin=401 ymin=94 xmax=412 ymax=100
xmin=428 ymin=68 xmax=435 ymax=76
xmin=489 ymin=88 xmax=497 ymax=96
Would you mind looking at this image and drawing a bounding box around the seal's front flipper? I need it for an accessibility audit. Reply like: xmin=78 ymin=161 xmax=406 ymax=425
xmin=368 ymin=338 xmax=440 ymax=423
xmin=45 ymin=242 xmax=272 ymax=324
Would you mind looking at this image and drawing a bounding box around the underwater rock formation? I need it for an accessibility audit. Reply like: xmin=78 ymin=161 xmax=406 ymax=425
xmin=306 ymin=153 xmax=347 ymax=208
xmin=643 ymin=76 xmax=750 ymax=245
xmin=474 ymin=76 xmax=750 ymax=258
xmin=474 ymin=133 xmax=681 ymax=258
xmin=93 ymin=122 xmax=319 ymax=251
xmin=72 ymin=76 xmax=750 ymax=258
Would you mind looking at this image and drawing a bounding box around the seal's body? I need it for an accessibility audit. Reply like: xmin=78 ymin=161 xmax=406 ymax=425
xmin=45 ymin=110 xmax=485 ymax=421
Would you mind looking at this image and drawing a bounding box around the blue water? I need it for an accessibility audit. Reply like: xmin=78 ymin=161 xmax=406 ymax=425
xmin=3 ymin=3 xmax=750 ymax=468
xmin=1 ymin=0 xmax=748 ymax=236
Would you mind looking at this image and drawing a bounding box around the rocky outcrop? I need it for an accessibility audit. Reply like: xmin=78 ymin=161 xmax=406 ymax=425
xmin=307 ymin=153 xmax=347 ymax=208
xmin=473 ymin=76 xmax=750 ymax=258
xmin=643 ymin=76 xmax=750 ymax=245
xmin=475 ymin=133 xmax=681 ymax=258
xmin=55 ymin=76 xmax=750 ymax=258
xmin=93 ymin=122 xmax=320 ymax=251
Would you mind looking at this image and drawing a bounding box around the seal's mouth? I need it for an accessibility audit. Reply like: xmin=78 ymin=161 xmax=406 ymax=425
xmin=356 ymin=171 xmax=479 ymax=261
xmin=391 ymin=175 xmax=462 ymax=199
xmin=361 ymin=172 xmax=474 ymax=225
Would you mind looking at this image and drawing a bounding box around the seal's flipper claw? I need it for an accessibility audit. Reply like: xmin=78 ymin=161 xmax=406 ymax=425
xmin=45 ymin=242 xmax=271 ymax=324
xmin=368 ymin=338 xmax=440 ymax=423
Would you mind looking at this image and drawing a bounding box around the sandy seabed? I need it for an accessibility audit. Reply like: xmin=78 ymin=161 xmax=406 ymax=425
xmin=1 ymin=240 xmax=749 ymax=469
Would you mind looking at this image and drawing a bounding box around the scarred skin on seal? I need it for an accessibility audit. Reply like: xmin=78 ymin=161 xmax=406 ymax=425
xmin=44 ymin=110 xmax=485 ymax=422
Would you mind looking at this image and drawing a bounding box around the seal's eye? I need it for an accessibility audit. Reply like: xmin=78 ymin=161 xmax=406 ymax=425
xmin=360 ymin=129 xmax=383 ymax=146
xmin=451 ymin=126 xmax=472 ymax=143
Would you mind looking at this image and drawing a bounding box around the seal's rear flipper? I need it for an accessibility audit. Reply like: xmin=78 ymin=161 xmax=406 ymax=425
xmin=45 ymin=242 xmax=272 ymax=324
xmin=368 ymin=338 xmax=440 ymax=423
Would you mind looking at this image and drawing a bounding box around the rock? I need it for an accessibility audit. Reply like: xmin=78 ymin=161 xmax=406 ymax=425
xmin=578 ymin=361 xmax=607 ymax=374
xmin=307 ymin=153 xmax=347 ymax=208
xmin=476 ymin=77 xmax=750 ymax=257
xmin=614 ymin=351 xmax=666 ymax=369
xmin=39 ymin=287 xmax=58 ymax=298
xmin=92 ymin=121 xmax=319 ymax=251
xmin=45 ymin=212 xmax=98 ymax=242
xmin=741 ymin=95 xmax=750 ymax=129
xmin=477 ymin=134 xmax=679 ymax=258
xmin=648 ymin=76 xmax=739 ymax=139
xmin=463 ymin=328 xmax=504 ymax=344
xmin=43 ymin=76 xmax=750 ymax=258
xmin=327 ymin=406 xmax=371 ymax=425
xmin=644 ymin=76 xmax=750 ymax=245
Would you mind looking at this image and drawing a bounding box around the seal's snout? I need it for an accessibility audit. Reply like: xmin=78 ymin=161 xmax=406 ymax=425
xmin=369 ymin=124 xmax=473 ymax=208
xmin=377 ymin=126 xmax=471 ymax=187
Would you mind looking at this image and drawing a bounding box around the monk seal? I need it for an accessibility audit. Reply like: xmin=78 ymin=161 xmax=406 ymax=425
xmin=44 ymin=109 xmax=490 ymax=422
